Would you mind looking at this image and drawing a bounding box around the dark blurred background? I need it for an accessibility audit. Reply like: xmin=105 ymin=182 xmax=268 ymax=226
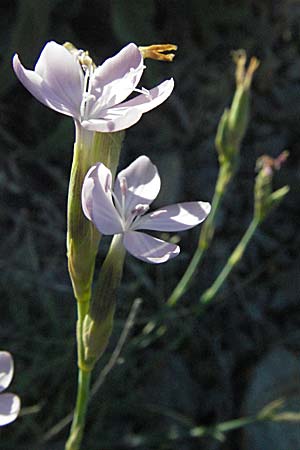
xmin=1 ymin=1 xmax=300 ymax=449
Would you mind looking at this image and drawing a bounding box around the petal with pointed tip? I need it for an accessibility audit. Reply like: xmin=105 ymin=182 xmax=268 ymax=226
xmin=82 ymin=78 xmax=174 ymax=132
xmin=82 ymin=163 xmax=123 ymax=235
xmin=0 ymin=352 xmax=13 ymax=393
xmin=0 ymin=394 xmax=21 ymax=426
xmin=114 ymin=155 xmax=161 ymax=216
xmin=35 ymin=41 xmax=83 ymax=113
xmin=13 ymin=41 xmax=83 ymax=117
xmin=90 ymin=43 xmax=144 ymax=112
xmin=81 ymin=107 xmax=143 ymax=132
xmin=123 ymin=230 xmax=179 ymax=263
xmin=116 ymin=78 xmax=174 ymax=113
xmin=135 ymin=201 xmax=211 ymax=232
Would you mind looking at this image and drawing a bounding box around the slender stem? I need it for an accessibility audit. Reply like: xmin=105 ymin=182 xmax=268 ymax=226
xmin=200 ymin=217 xmax=260 ymax=306
xmin=65 ymin=369 xmax=91 ymax=450
xmin=190 ymin=414 xmax=258 ymax=439
xmin=65 ymin=302 xmax=92 ymax=450
xmin=167 ymin=164 xmax=230 ymax=307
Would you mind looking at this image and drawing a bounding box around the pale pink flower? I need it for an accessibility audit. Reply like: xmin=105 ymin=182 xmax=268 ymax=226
xmin=0 ymin=352 xmax=20 ymax=426
xmin=13 ymin=41 xmax=174 ymax=132
xmin=82 ymin=155 xmax=211 ymax=263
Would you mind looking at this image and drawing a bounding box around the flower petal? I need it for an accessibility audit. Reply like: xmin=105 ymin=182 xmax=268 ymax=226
xmin=82 ymin=163 xmax=123 ymax=235
xmin=135 ymin=201 xmax=211 ymax=231
xmin=13 ymin=41 xmax=83 ymax=117
xmin=115 ymin=78 xmax=174 ymax=113
xmin=0 ymin=394 xmax=20 ymax=426
xmin=123 ymin=230 xmax=180 ymax=263
xmin=81 ymin=107 xmax=143 ymax=132
xmin=114 ymin=156 xmax=161 ymax=217
xmin=0 ymin=352 xmax=13 ymax=393
xmin=90 ymin=43 xmax=144 ymax=113
xmin=82 ymin=78 xmax=174 ymax=132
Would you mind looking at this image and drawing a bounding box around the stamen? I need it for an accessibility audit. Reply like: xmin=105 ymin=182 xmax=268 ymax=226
xmin=120 ymin=177 xmax=128 ymax=196
xmin=132 ymin=204 xmax=149 ymax=215
xmin=133 ymin=86 xmax=152 ymax=99
xmin=127 ymin=203 xmax=150 ymax=230
xmin=80 ymin=63 xmax=95 ymax=121
xmin=119 ymin=177 xmax=128 ymax=215
xmin=80 ymin=53 xmax=94 ymax=70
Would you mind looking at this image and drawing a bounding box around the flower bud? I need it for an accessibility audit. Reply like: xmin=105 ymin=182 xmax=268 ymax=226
xmin=254 ymin=151 xmax=289 ymax=222
xmin=216 ymin=50 xmax=259 ymax=164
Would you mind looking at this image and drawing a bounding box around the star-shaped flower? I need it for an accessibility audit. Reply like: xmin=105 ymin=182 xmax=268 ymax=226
xmin=0 ymin=352 xmax=20 ymax=426
xmin=82 ymin=155 xmax=211 ymax=263
xmin=13 ymin=41 xmax=174 ymax=132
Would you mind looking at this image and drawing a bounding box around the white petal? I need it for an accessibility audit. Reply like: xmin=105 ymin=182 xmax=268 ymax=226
xmin=135 ymin=201 xmax=211 ymax=231
xmin=123 ymin=230 xmax=180 ymax=264
xmin=0 ymin=352 xmax=13 ymax=393
xmin=90 ymin=43 xmax=144 ymax=113
xmin=0 ymin=394 xmax=20 ymax=426
xmin=115 ymin=78 xmax=174 ymax=113
xmin=114 ymin=156 xmax=161 ymax=218
xmin=82 ymin=77 xmax=174 ymax=132
xmin=81 ymin=107 xmax=143 ymax=132
xmin=13 ymin=41 xmax=83 ymax=117
xmin=81 ymin=163 xmax=123 ymax=235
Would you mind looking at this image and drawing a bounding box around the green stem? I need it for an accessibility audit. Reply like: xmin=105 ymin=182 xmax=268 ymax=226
xmin=190 ymin=414 xmax=258 ymax=439
xmin=65 ymin=368 xmax=91 ymax=450
xmin=167 ymin=164 xmax=231 ymax=307
xmin=200 ymin=216 xmax=260 ymax=306
xmin=65 ymin=302 xmax=92 ymax=450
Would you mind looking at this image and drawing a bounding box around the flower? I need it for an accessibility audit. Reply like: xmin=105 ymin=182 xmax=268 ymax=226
xmin=0 ymin=352 xmax=20 ymax=426
xmin=82 ymin=155 xmax=211 ymax=263
xmin=13 ymin=41 xmax=174 ymax=132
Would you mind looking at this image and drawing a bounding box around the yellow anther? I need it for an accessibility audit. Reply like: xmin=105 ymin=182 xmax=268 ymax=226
xmin=79 ymin=53 xmax=94 ymax=69
xmin=63 ymin=41 xmax=79 ymax=55
xmin=139 ymin=44 xmax=177 ymax=62
xmin=63 ymin=42 xmax=95 ymax=69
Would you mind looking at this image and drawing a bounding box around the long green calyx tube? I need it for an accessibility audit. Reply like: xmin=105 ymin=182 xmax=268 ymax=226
xmin=67 ymin=124 xmax=124 ymax=303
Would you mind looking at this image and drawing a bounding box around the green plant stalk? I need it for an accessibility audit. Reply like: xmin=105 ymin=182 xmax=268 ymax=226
xmin=65 ymin=302 xmax=91 ymax=450
xmin=167 ymin=163 xmax=232 ymax=306
xmin=66 ymin=125 xmax=124 ymax=450
xmin=200 ymin=216 xmax=260 ymax=306
xmin=190 ymin=414 xmax=258 ymax=439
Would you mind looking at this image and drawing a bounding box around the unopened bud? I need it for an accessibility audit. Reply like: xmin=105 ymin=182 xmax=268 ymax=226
xmin=254 ymin=152 xmax=289 ymax=222
xmin=216 ymin=50 xmax=259 ymax=164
